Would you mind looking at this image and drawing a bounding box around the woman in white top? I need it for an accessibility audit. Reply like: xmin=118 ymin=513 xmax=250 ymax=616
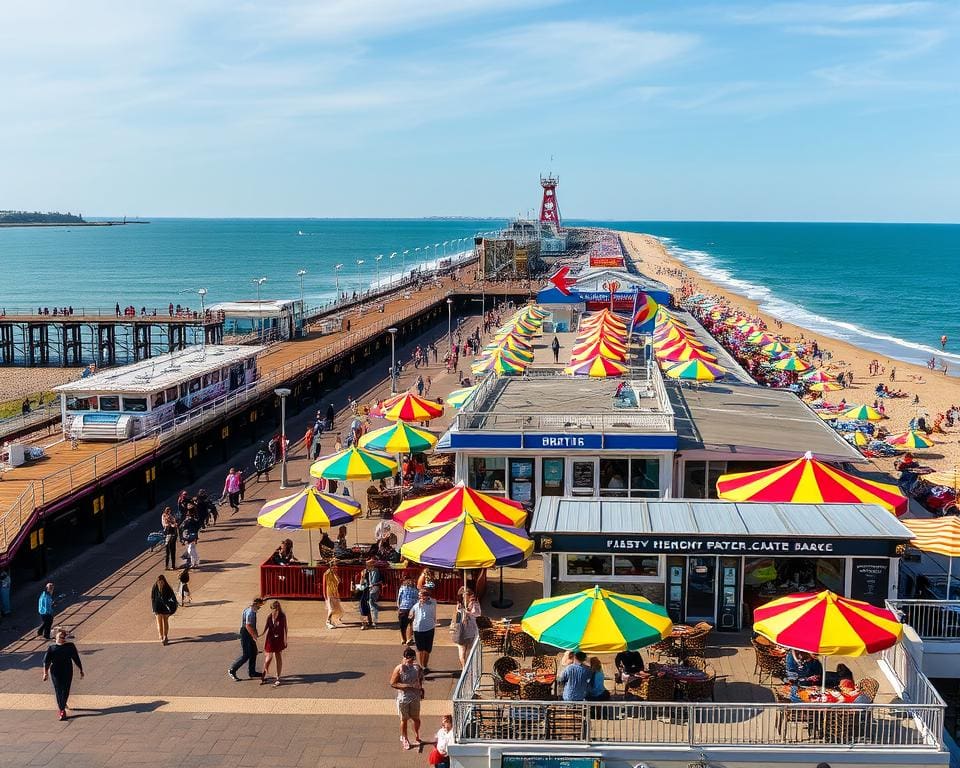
xmin=431 ymin=714 xmax=454 ymax=768
xmin=453 ymin=589 xmax=482 ymax=668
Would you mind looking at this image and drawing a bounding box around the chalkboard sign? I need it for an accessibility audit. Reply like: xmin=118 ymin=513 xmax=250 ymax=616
xmin=502 ymin=757 xmax=602 ymax=768
xmin=850 ymin=558 xmax=890 ymax=607
xmin=572 ymin=461 xmax=594 ymax=492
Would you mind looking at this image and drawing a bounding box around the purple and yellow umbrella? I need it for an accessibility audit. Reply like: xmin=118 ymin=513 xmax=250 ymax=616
xmin=258 ymin=487 xmax=361 ymax=530
xmin=400 ymin=512 xmax=534 ymax=570
xmin=565 ymin=355 xmax=629 ymax=377
xmin=482 ymin=342 xmax=534 ymax=363
xmin=471 ymin=352 xmax=528 ymax=376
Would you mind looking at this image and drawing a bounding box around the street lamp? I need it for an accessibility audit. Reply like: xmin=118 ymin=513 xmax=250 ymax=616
xmin=414 ymin=247 xmax=421 ymax=275
xmin=447 ymin=297 xmax=454 ymax=357
xmin=275 ymin=387 xmax=292 ymax=488
xmin=356 ymin=259 xmax=364 ymax=296
xmin=402 ymin=250 xmax=409 ymax=280
xmin=389 ymin=252 xmax=397 ymax=288
xmin=375 ymin=254 xmax=383 ymax=289
xmin=297 ymin=269 xmax=306 ymax=336
xmin=442 ymin=240 xmax=448 ymax=259
xmin=197 ymin=288 xmax=208 ymax=354
xmin=252 ymin=277 xmax=267 ymax=339
xmin=388 ymin=327 xmax=398 ymax=394
xmin=334 ymin=263 xmax=343 ymax=304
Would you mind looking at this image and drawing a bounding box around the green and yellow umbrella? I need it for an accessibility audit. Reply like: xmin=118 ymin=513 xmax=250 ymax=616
xmin=358 ymin=421 xmax=438 ymax=454
xmin=772 ymin=355 xmax=812 ymax=372
xmin=663 ymin=359 xmax=727 ymax=381
xmin=446 ymin=386 xmax=477 ymax=409
xmin=521 ymin=586 xmax=673 ymax=653
xmin=886 ymin=430 xmax=935 ymax=451
xmin=762 ymin=341 xmax=790 ymax=356
xmin=482 ymin=343 xmax=534 ymax=363
xmin=841 ymin=404 xmax=883 ymax=422
xmin=471 ymin=353 xmax=528 ymax=376
xmin=808 ymin=381 xmax=843 ymax=393
xmin=310 ymin=446 xmax=398 ymax=481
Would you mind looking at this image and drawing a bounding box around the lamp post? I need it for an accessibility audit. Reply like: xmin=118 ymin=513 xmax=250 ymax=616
xmin=375 ymin=254 xmax=383 ymax=290
xmin=252 ymin=277 xmax=267 ymax=339
xmin=297 ymin=269 xmax=306 ymax=337
xmin=198 ymin=288 xmax=208 ymax=354
xmin=402 ymin=250 xmax=409 ymax=281
xmin=356 ymin=259 xmax=364 ymax=296
xmin=389 ymin=252 xmax=397 ymax=288
xmin=414 ymin=247 xmax=421 ymax=275
xmin=447 ymin=297 xmax=453 ymax=357
xmin=275 ymin=387 xmax=291 ymax=488
xmin=334 ymin=263 xmax=343 ymax=304
xmin=388 ymin=327 xmax=398 ymax=394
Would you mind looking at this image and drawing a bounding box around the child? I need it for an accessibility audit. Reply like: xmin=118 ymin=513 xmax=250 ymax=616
xmin=178 ymin=564 xmax=192 ymax=606
xmin=429 ymin=714 xmax=453 ymax=767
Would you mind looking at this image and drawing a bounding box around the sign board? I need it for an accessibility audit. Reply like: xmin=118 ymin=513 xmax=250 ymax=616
xmin=502 ymin=757 xmax=602 ymax=768
xmin=850 ymin=558 xmax=891 ymax=606
xmin=524 ymin=434 xmax=603 ymax=450
xmin=589 ymin=256 xmax=624 ymax=268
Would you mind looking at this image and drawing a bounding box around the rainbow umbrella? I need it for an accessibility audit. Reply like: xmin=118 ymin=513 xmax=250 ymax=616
xmin=446 ymin=386 xmax=477 ymax=409
xmin=565 ymin=356 xmax=629 ymax=377
xmin=514 ymin=317 xmax=540 ymax=335
xmin=716 ymin=451 xmax=907 ymax=516
xmin=399 ymin=513 xmax=533 ymax=570
xmin=808 ymin=381 xmax=843 ymax=393
xmin=393 ymin=482 xmax=527 ymax=529
xmin=632 ymin=294 xmax=659 ymax=328
xmin=310 ymin=446 xmax=398 ymax=481
xmin=520 ymin=586 xmax=673 ymax=654
xmin=772 ymin=355 xmax=812 ymax=372
xmin=570 ymin=340 xmax=627 ymax=362
xmin=762 ymin=341 xmax=790 ymax=356
xmin=488 ymin=332 xmax=534 ymax=353
xmin=358 ymin=421 xmax=438 ymax=454
xmin=747 ymin=331 xmax=776 ymax=346
xmin=383 ymin=393 xmax=444 ymax=422
xmin=663 ymin=359 xmax=727 ymax=381
xmin=482 ymin=343 xmax=534 ymax=363
xmin=886 ymin=430 xmax=935 ymax=451
xmin=257 ymin=487 xmax=361 ymax=530
xmin=802 ymin=369 xmax=835 ymax=383
xmin=471 ymin=352 xmax=528 ymax=376
xmin=841 ymin=404 xmax=883 ymax=422
xmin=655 ymin=344 xmax=718 ymax=363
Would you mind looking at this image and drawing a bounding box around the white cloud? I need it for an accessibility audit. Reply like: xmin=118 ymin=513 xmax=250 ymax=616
xmin=729 ymin=2 xmax=935 ymax=25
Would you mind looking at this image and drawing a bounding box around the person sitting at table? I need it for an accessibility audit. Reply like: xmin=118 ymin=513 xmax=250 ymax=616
xmin=837 ymin=678 xmax=870 ymax=703
xmin=824 ymin=663 xmax=853 ymax=688
xmin=585 ymin=657 xmax=610 ymax=702
xmin=614 ymin=649 xmax=645 ymax=685
xmin=333 ymin=536 xmax=352 ymax=561
xmin=278 ymin=539 xmax=301 ymax=565
xmin=417 ymin=567 xmax=438 ymax=593
xmin=557 ymin=651 xmax=592 ymax=702
xmin=378 ymin=541 xmax=402 ymax=564
xmin=785 ymin=650 xmax=822 ymax=685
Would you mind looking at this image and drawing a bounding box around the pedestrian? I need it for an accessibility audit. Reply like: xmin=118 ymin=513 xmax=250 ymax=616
xmin=890 ymin=366 xmax=896 ymax=382
xmin=236 ymin=470 xmax=245 ymax=502
xmin=178 ymin=564 xmax=192 ymax=606
xmin=302 ymin=424 xmax=314 ymax=457
xmin=254 ymin=444 xmax=271 ymax=482
xmin=323 ymin=561 xmax=344 ymax=629
xmin=416 ymin=375 xmax=424 ymax=397
xmin=390 ymin=647 xmax=424 ymax=751
xmin=325 ymin=403 xmax=335 ymax=430
xmin=551 ymin=335 xmax=561 ymax=363
xmin=397 ymin=578 xmax=418 ymax=645
xmin=429 ymin=714 xmax=455 ymax=768
xmin=223 ymin=467 xmax=242 ymax=514
xmin=357 ymin=558 xmax=383 ymax=629
xmin=42 ymin=628 xmax=84 ymax=721
xmin=334 ymin=433 xmax=343 ymax=452
xmin=37 ymin=582 xmax=55 ymax=640
xmin=408 ymin=590 xmax=437 ymax=673
xmin=151 ymin=574 xmax=178 ymax=645
xmin=181 ymin=510 xmax=201 ymax=567
xmin=228 ymin=597 xmax=264 ymax=681
xmin=311 ymin=429 xmax=323 ymax=460
xmin=452 ymin=588 xmax=481 ymax=668
xmin=261 ymin=601 xmax=288 ymax=686
xmin=425 ymin=376 xmax=432 ymax=395
xmin=0 ymin=568 xmax=12 ymax=617
xmin=161 ymin=506 xmax=179 ymax=570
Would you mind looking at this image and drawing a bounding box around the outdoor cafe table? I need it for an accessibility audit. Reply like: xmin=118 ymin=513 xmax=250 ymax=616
xmin=776 ymin=684 xmax=843 ymax=704
xmin=652 ymin=664 xmax=709 ymax=684
xmin=504 ymin=669 xmax=558 ymax=686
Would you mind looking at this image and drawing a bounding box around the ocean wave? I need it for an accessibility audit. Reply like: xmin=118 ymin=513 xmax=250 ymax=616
xmin=663 ymin=239 xmax=960 ymax=370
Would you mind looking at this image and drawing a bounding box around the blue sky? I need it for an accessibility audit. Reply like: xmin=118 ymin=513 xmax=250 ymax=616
xmin=1 ymin=1 xmax=958 ymax=221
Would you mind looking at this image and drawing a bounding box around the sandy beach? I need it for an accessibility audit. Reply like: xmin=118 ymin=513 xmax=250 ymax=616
xmin=0 ymin=367 xmax=82 ymax=403
xmin=620 ymin=231 xmax=960 ymax=481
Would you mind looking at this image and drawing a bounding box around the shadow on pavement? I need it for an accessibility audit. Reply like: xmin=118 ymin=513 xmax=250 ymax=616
xmin=69 ymin=700 xmax=167 ymax=717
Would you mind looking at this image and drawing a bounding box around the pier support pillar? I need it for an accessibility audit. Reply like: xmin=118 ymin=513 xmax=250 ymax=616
xmin=28 ymin=323 xmax=50 ymax=366
xmin=134 ymin=324 xmax=152 ymax=361
xmin=0 ymin=323 xmax=13 ymax=365
xmin=97 ymin=324 xmax=116 ymax=367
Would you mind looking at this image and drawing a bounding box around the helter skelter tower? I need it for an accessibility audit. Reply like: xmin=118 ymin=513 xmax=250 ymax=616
xmin=539 ymin=174 xmax=561 ymax=230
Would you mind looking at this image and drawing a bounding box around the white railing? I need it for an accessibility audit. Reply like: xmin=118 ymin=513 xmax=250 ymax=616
xmin=888 ymin=599 xmax=960 ymax=641
xmin=455 ymin=409 xmax=674 ymax=434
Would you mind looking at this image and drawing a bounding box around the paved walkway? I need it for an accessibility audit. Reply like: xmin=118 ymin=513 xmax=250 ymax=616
xmin=0 ymin=307 xmax=545 ymax=768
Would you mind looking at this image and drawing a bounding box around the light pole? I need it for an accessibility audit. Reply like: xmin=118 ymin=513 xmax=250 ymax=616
xmin=252 ymin=277 xmax=267 ymax=339
xmin=442 ymin=240 xmax=448 ymax=259
xmin=198 ymin=288 xmax=208 ymax=354
xmin=275 ymin=387 xmax=291 ymax=488
xmin=356 ymin=259 xmax=364 ymax=296
xmin=297 ymin=269 xmax=306 ymax=336
xmin=388 ymin=327 xmax=398 ymax=394
xmin=389 ymin=252 xmax=397 ymax=287
xmin=433 ymin=242 xmax=440 ymax=268
xmin=447 ymin=297 xmax=453 ymax=357
xmin=402 ymin=250 xmax=409 ymax=280
xmin=414 ymin=247 xmax=421 ymax=275
xmin=375 ymin=254 xmax=383 ymax=289
xmin=334 ymin=263 xmax=343 ymax=303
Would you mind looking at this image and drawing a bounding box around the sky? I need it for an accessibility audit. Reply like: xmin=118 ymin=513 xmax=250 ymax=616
xmin=1 ymin=1 xmax=958 ymax=221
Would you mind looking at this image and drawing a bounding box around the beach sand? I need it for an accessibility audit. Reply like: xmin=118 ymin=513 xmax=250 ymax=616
xmin=0 ymin=367 xmax=82 ymax=403
xmin=619 ymin=231 xmax=960 ymax=480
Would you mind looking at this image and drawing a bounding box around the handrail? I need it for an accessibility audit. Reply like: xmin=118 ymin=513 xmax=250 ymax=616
xmin=0 ymin=401 xmax=61 ymax=439
xmin=887 ymin=599 xmax=960 ymax=641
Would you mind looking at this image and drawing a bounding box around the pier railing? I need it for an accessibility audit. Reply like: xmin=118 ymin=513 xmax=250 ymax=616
xmin=888 ymin=599 xmax=960 ymax=640
xmin=0 ymin=402 xmax=61 ymax=441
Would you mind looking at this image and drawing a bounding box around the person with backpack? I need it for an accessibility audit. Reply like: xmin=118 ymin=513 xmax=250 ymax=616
xmin=253 ymin=444 xmax=271 ymax=482
xmin=151 ymin=574 xmax=178 ymax=645
xmin=180 ymin=510 xmax=201 ymax=567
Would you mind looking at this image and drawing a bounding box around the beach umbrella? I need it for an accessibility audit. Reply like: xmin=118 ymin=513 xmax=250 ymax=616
xmin=487 ymin=332 xmax=534 ymax=353
xmin=655 ymin=344 xmax=719 ymax=363
xmin=803 ymin=369 xmax=835 ymax=383
xmin=772 ymin=355 xmax=812 ymax=372
xmin=845 ymin=430 xmax=869 ymax=448
xmin=885 ymin=430 xmax=935 ymax=451
xmin=520 ymin=585 xmax=673 ymax=654
xmin=840 ymin=404 xmax=883 ymax=422
xmin=632 ymin=293 xmax=659 ymax=329
xmin=393 ymin=482 xmax=527 ymax=529
xmin=901 ymin=517 xmax=960 ymax=597
xmin=310 ymin=446 xmax=398 ymax=481
xmin=570 ymin=340 xmax=628 ymax=362
xmin=358 ymin=421 xmax=438 ymax=454
xmin=399 ymin=512 xmax=534 ymax=570
xmin=654 ymin=335 xmax=709 ymax=355
xmin=747 ymin=332 xmax=777 ymax=347
xmin=514 ymin=317 xmax=540 ymax=335
xmin=663 ymin=359 xmax=727 ymax=382
xmin=762 ymin=341 xmax=790 ymax=356
xmin=482 ymin=343 xmax=534 ymax=363
xmin=446 ymin=386 xmax=477 ymax=410
xmin=383 ymin=393 xmax=444 ymax=422
xmin=565 ymin=356 xmax=629 ymax=377
xmin=715 ymin=451 xmax=907 ymax=516
xmin=471 ymin=353 xmax=528 ymax=376
xmin=808 ymin=381 xmax=843 ymax=393
xmin=257 ymin=486 xmax=361 ymax=530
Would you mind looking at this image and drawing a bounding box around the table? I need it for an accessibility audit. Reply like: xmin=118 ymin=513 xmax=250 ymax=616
xmin=777 ymin=684 xmax=842 ymax=703
xmin=504 ymin=669 xmax=557 ymax=686
xmin=654 ymin=664 xmax=709 ymax=684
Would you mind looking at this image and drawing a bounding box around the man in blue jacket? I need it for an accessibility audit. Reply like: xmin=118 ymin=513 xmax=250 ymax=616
xmin=37 ymin=582 xmax=55 ymax=639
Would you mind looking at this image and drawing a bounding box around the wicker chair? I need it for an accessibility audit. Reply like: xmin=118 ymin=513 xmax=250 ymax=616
xmin=507 ymin=631 xmax=536 ymax=659
xmin=681 ymin=667 xmax=716 ymax=702
xmin=492 ymin=656 xmax=520 ymax=699
xmin=479 ymin=627 xmax=503 ymax=652
xmin=521 ymin=679 xmax=554 ymax=701
xmin=648 ymin=636 xmax=678 ymax=661
xmin=475 ymin=615 xmax=493 ymax=631
xmin=753 ymin=639 xmax=787 ymax=684
xmin=531 ymin=655 xmax=557 ymax=674
xmin=682 ymin=627 xmax=710 ymax=662
xmin=773 ymin=688 xmax=814 ymax=742
xmin=625 ymin=674 xmax=676 ymax=702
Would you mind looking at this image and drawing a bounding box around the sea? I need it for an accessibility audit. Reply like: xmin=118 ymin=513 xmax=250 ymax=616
xmin=1 ymin=218 xmax=958 ymax=370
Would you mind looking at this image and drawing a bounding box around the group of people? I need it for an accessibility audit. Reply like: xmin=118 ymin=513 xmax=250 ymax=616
xmin=226 ymin=596 xmax=289 ymax=686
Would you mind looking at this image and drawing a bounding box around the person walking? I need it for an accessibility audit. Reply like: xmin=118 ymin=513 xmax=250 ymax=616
xmin=178 ymin=564 xmax=192 ymax=606
xmin=180 ymin=510 xmax=201 ymax=567
xmin=452 ymin=588 xmax=482 ymax=668
xmin=161 ymin=506 xmax=179 ymax=570
xmin=302 ymin=424 xmax=314 ymax=457
xmin=261 ymin=601 xmax=288 ymax=686
xmin=551 ymin=335 xmax=561 ymax=363
xmin=429 ymin=714 xmax=454 ymax=768
xmin=0 ymin=568 xmax=12 ymax=618
xmin=416 ymin=375 xmax=424 ymax=397
xmin=357 ymin=558 xmax=382 ymax=630
xmin=396 ymin=578 xmax=418 ymax=645
xmin=323 ymin=562 xmax=344 ymax=629
xmin=228 ymin=597 xmax=264 ymax=681
xmin=37 ymin=582 xmax=55 ymax=640
xmin=151 ymin=574 xmax=178 ymax=645
xmin=223 ymin=467 xmax=242 ymax=514
xmin=408 ymin=590 xmax=437 ymax=674
xmin=42 ymin=628 xmax=84 ymax=721
xmin=389 ymin=647 xmax=424 ymax=751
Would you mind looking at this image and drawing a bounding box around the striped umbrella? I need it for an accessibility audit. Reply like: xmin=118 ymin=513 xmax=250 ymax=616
xmin=383 ymin=393 xmax=445 ymax=422
xmin=845 ymin=430 xmax=869 ymax=447
xmin=393 ymin=482 xmax=527 ymax=529
xmin=772 ymin=355 xmax=812 ymax=372
xmin=520 ymin=586 xmax=673 ymax=653
xmin=841 ymin=404 xmax=883 ymax=422
xmin=446 ymin=386 xmax=477 ymax=409
xmin=257 ymin=486 xmax=362 ymax=530
xmin=310 ymin=446 xmax=398 ymax=481
xmin=358 ymin=422 xmax=438 ymax=454
xmin=570 ymin=340 xmax=628 ymax=362
xmin=762 ymin=341 xmax=790 ymax=356
xmin=482 ymin=343 xmax=534 ymax=363
xmin=663 ymin=359 xmax=727 ymax=381
xmin=632 ymin=293 xmax=659 ymax=328
xmin=471 ymin=352 xmax=528 ymax=376
xmin=747 ymin=332 xmax=777 ymax=346
xmin=902 ymin=517 xmax=960 ymax=595
xmin=808 ymin=381 xmax=843 ymax=393
xmin=514 ymin=317 xmax=540 ymax=335
xmin=803 ymin=369 xmax=835 ymax=383
xmin=487 ymin=333 xmax=534 ymax=353
xmin=399 ymin=513 xmax=533 ymax=570
xmin=655 ymin=344 xmax=719 ymax=363
xmin=565 ymin=356 xmax=629 ymax=377
xmin=716 ymin=451 xmax=907 ymax=516
xmin=886 ymin=430 xmax=935 ymax=450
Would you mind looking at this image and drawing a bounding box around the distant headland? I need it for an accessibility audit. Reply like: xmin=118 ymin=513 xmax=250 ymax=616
xmin=0 ymin=210 xmax=149 ymax=227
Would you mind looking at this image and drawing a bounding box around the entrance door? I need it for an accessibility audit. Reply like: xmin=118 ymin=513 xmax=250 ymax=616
xmin=686 ymin=556 xmax=717 ymax=623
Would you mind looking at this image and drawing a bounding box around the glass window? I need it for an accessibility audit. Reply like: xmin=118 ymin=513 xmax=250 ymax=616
xmin=565 ymin=555 xmax=612 ymax=577
xmin=188 ymin=377 xmax=202 ymax=393
xmin=66 ymin=396 xmax=95 ymax=411
xmin=468 ymin=457 xmax=506 ymax=493
xmin=541 ymin=458 xmax=565 ymax=497
xmin=599 ymin=458 xmax=629 ymax=497
xmin=683 ymin=461 xmax=707 ymax=499
xmin=571 ymin=460 xmax=596 ymax=496
xmin=614 ymin=556 xmax=660 ymax=577
xmin=209 ymin=369 xmax=220 ymax=384
xmin=509 ymin=459 xmax=534 ymax=508
xmin=122 ymin=397 xmax=148 ymax=412
xmin=165 ymin=386 xmax=179 ymax=402
xmin=99 ymin=396 xmax=120 ymax=412
xmin=630 ymin=458 xmax=660 ymax=498
xmin=706 ymin=462 xmax=728 ymax=500
xmin=152 ymin=391 xmax=165 ymax=407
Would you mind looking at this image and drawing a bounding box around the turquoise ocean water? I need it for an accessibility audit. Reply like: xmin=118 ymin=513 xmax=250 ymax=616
xmin=1 ymin=218 xmax=958 ymax=369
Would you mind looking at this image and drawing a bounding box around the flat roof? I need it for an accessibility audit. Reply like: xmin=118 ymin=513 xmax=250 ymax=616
xmin=208 ymin=300 xmax=299 ymax=316
xmin=531 ymin=498 xmax=914 ymax=541
xmin=669 ymin=378 xmax=865 ymax=463
xmin=56 ymin=345 xmax=263 ymax=394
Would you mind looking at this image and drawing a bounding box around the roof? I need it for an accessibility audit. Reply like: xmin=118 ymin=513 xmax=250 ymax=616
xmin=208 ymin=300 xmax=299 ymax=316
xmin=531 ymin=498 xmax=914 ymax=541
xmin=56 ymin=345 xmax=263 ymax=394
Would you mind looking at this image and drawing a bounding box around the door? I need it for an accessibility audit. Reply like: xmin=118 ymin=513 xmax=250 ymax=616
xmin=717 ymin=557 xmax=741 ymax=630
xmin=685 ymin=556 xmax=717 ymax=623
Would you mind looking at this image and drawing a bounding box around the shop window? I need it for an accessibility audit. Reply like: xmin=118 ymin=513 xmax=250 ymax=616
xmin=510 ymin=458 xmax=535 ymax=508
xmin=99 ymin=396 xmax=120 ymax=412
xmin=599 ymin=458 xmax=629 ymax=497
xmin=564 ymin=555 xmax=612 ymax=578
xmin=614 ymin=555 xmax=660 ymax=577
xmin=706 ymin=462 xmax=728 ymax=500
xmin=541 ymin=458 xmax=565 ymax=497
xmin=743 ymin=557 xmax=846 ymax=621
xmin=630 ymin=458 xmax=660 ymax=498
xmin=469 ymin=457 xmax=506 ymax=494
xmin=122 ymin=397 xmax=148 ymax=412
xmin=683 ymin=461 xmax=707 ymax=498
xmin=66 ymin=396 xmax=95 ymax=411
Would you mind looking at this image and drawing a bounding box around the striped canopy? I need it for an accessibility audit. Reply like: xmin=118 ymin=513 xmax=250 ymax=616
xmin=521 ymin=586 xmax=673 ymax=654
xmin=803 ymin=369 xmax=835 ymax=383
xmin=901 ymin=517 xmax=960 ymax=559
xmin=581 ymin=309 xmax=627 ymax=329
xmin=565 ymin=356 xmax=629 ymax=377
xmin=655 ymin=344 xmax=718 ymax=363
xmin=358 ymin=421 xmax=438 ymax=454
xmin=310 ymin=446 xmax=398 ymax=481
xmin=753 ymin=590 xmax=902 ymax=657
xmin=383 ymin=393 xmax=445 ymax=422
xmin=481 ymin=344 xmax=534 ymax=363
xmin=471 ymin=352 xmax=528 ymax=376
xmin=486 ymin=333 xmax=534 ymax=353
xmin=632 ymin=293 xmax=659 ymax=328
xmin=747 ymin=332 xmax=777 ymax=346
xmin=886 ymin=430 xmax=935 ymax=450
xmin=393 ymin=482 xmax=527 ymax=529
xmin=663 ymin=359 xmax=727 ymax=381
xmin=257 ymin=486 xmax=362 ymax=530
xmin=400 ymin=513 xmax=533 ymax=570
xmin=570 ymin=340 xmax=627 ymax=362
xmin=762 ymin=341 xmax=790 ymax=356
xmin=841 ymin=404 xmax=883 ymax=422
xmin=513 ymin=317 xmax=540 ymax=335
xmin=654 ymin=334 xmax=709 ymax=353
xmin=446 ymin=386 xmax=477 ymax=409
xmin=715 ymin=452 xmax=907 ymax=516
xmin=772 ymin=355 xmax=812 ymax=372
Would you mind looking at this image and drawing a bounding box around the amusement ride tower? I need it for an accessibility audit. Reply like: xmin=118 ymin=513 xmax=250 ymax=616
xmin=539 ymin=174 xmax=561 ymax=230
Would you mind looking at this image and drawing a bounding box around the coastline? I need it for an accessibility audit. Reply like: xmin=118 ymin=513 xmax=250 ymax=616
xmin=0 ymin=221 xmax=149 ymax=228
xmin=619 ymin=230 xmax=960 ymax=476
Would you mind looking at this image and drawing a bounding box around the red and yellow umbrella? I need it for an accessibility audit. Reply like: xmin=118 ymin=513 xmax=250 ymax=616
xmin=393 ymin=482 xmax=527 ymax=529
xmin=655 ymin=344 xmax=718 ymax=363
xmin=715 ymin=451 xmax=907 ymax=516
xmin=565 ymin=355 xmax=629 ymax=377
xmin=753 ymin=590 xmax=902 ymax=657
xmin=570 ymin=340 xmax=628 ymax=362
xmin=383 ymin=393 xmax=445 ymax=422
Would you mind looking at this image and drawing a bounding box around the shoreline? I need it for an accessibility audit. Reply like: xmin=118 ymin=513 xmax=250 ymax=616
xmin=0 ymin=221 xmax=149 ymax=228
xmin=619 ymin=230 xmax=960 ymax=477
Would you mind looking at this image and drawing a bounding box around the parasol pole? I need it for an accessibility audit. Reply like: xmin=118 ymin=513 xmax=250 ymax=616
xmin=949 ymin=556 xmax=954 ymax=599
xmin=491 ymin=566 xmax=513 ymax=610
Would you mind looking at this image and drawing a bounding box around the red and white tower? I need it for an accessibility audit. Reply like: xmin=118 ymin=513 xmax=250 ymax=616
xmin=539 ymin=174 xmax=561 ymax=229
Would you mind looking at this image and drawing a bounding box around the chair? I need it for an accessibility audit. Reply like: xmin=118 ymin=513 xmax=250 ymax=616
xmin=492 ymin=656 xmax=520 ymax=699
xmin=682 ymin=627 xmax=710 ymax=662
xmin=625 ymin=674 xmax=676 ymax=703
xmin=546 ymin=707 xmax=586 ymax=740
xmin=531 ymin=655 xmax=557 ymax=674
xmin=857 ymin=677 xmax=880 ymax=702
xmin=753 ymin=639 xmax=787 ymax=684
xmin=479 ymin=627 xmax=503 ymax=652
xmin=681 ymin=668 xmax=716 ymax=702
xmin=521 ymin=679 xmax=554 ymax=701
xmin=693 ymin=621 xmax=714 ymax=634
xmin=468 ymin=702 xmax=508 ymax=739
xmin=773 ymin=688 xmax=814 ymax=742
xmin=648 ymin=636 xmax=678 ymax=661
xmin=507 ymin=630 xmax=536 ymax=659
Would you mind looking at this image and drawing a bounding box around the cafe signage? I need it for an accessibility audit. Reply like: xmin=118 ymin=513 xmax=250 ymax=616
xmin=524 ymin=434 xmax=603 ymax=450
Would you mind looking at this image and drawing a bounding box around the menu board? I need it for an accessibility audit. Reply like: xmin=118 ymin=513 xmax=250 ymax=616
xmin=542 ymin=459 xmax=564 ymax=489
xmin=850 ymin=558 xmax=890 ymax=607
xmin=572 ymin=461 xmax=594 ymax=494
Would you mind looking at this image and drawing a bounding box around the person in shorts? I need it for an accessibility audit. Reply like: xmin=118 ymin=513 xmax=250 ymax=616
xmin=408 ymin=590 xmax=437 ymax=674
xmin=389 ymin=647 xmax=423 ymax=751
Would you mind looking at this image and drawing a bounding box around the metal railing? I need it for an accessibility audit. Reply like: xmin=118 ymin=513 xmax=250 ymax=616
xmin=0 ymin=401 xmax=61 ymax=440
xmin=888 ymin=599 xmax=960 ymax=641
xmin=454 ymin=410 xmax=675 ymax=433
